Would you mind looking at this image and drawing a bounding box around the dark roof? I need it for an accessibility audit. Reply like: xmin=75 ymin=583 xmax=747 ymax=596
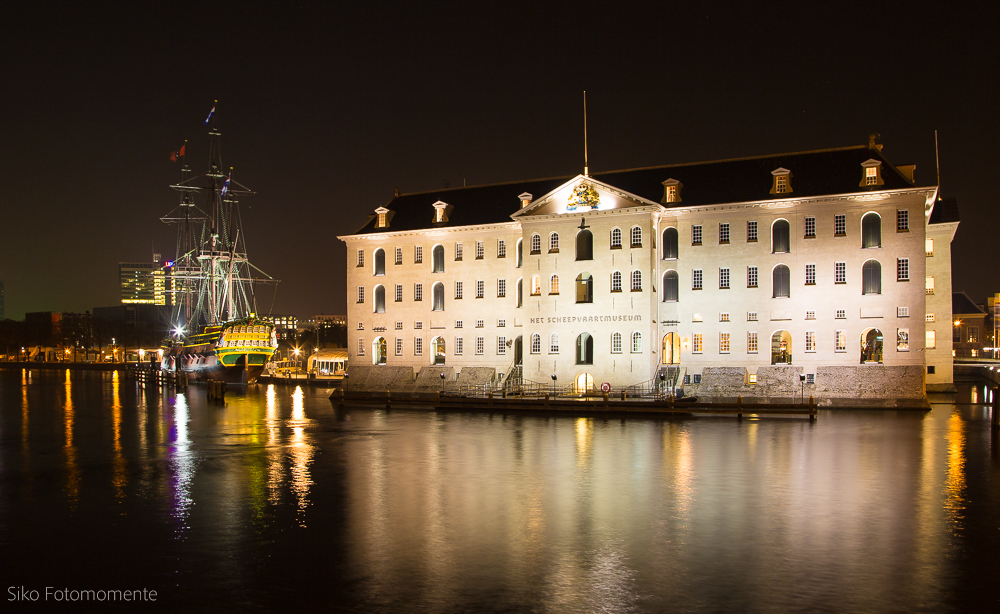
xmin=929 ymin=197 xmax=960 ymax=224
xmin=350 ymin=145 xmax=930 ymax=235
xmin=953 ymin=292 xmax=986 ymax=316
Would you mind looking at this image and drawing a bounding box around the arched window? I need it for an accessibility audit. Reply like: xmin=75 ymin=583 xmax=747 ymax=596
xmin=432 ymin=244 xmax=444 ymax=273
xmin=631 ymin=270 xmax=642 ymax=291
xmin=772 ymin=220 xmax=790 ymax=253
xmin=530 ymin=234 xmax=541 ymax=254
xmin=530 ymin=333 xmax=541 ymax=354
xmin=663 ymin=271 xmax=679 ymax=302
xmin=549 ymin=232 xmax=560 ymax=252
xmin=374 ymin=248 xmax=385 ymax=276
xmin=530 ymin=275 xmax=541 ymax=296
xmin=610 ymin=227 xmax=622 ymax=249
xmin=373 ymin=337 xmax=387 ymax=365
xmin=550 ymin=275 xmax=560 ymax=294
xmin=432 ymin=282 xmax=445 ymax=311
xmin=432 ymin=336 xmax=446 ymax=365
xmin=611 ymin=332 xmax=622 ymax=353
xmin=374 ymin=285 xmax=385 ymax=313
xmin=862 ymin=260 xmax=882 ymax=294
xmin=771 ymin=331 xmax=792 ymax=364
xmin=861 ymin=328 xmax=884 ymax=364
xmin=576 ymin=333 xmax=594 ymax=365
xmin=517 ymin=278 xmax=523 ymax=308
xmin=862 ymin=212 xmax=882 ymax=248
xmin=662 ymin=227 xmax=678 ymax=259
xmin=549 ymin=333 xmax=560 ymax=353
xmin=773 ymin=264 xmax=790 ymax=298
xmin=630 ymin=226 xmax=642 ymax=247
xmin=575 ymin=273 xmax=593 ymax=303
xmin=611 ymin=271 xmax=622 ymax=292
xmin=631 ymin=332 xmax=642 ymax=353
xmin=516 ymin=239 xmax=523 ymax=268
xmin=576 ymin=230 xmax=593 ymax=261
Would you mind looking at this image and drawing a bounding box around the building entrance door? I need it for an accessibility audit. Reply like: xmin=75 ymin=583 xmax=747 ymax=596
xmin=661 ymin=333 xmax=681 ymax=365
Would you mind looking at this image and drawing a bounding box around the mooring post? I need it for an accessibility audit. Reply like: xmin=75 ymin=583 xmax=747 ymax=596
xmin=737 ymin=395 xmax=743 ymax=420
xmin=810 ymin=395 xmax=816 ymax=421
xmin=993 ymin=387 xmax=999 ymax=428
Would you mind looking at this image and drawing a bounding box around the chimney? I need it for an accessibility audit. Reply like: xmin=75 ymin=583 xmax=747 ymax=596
xmin=518 ymin=192 xmax=533 ymax=208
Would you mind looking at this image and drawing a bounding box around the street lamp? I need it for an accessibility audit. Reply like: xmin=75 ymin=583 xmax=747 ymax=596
xmin=551 ymin=373 xmax=557 ymax=397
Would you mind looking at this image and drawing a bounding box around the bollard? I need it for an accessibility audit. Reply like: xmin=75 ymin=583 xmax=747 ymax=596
xmin=603 ymin=391 xmax=609 ymax=407
xmin=737 ymin=395 xmax=743 ymax=420
xmin=809 ymin=395 xmax=816 ymax=421
xmin=621 ymin=390 xmax=626 ymax=401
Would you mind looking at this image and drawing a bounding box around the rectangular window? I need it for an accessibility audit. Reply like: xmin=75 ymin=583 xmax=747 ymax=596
xmin=395 ymin=321 xmax=403 ymax=330
xmin=497 ymin=319 xmax=506 ymax=327
xmin=357 ymin=249 xmax=364 ymax=267
xmin=475 ymin=337 xmax=484 ymax=355
xmin=805 ymin=331 xmax=816 ymax=352
xmin=455 ymin=281 xmax=463 ymax=299
xmin=969 ymin=326 xmax=979 ymax=343
xmin=749 ymin=373 xmax=757 ymax=384
xmin=747 ymin=331 xmax=758 ymax=353
xmin=805 ymin=217 xmax=816 ymax=238
xmin=954 ymin=325 xmax=961 ymax=343
xmin=414 ymin=321 xmax=422 ymax=329
xmin=748 ymin=266 xmax=758 ymax=288
xmin=414 ymin=246 xmax=423 ymax=264
xmin=806 ymin=311 xmax=816 ymax=320
xmin=692 ymin=225 xmax=703 ymax=245
xmin=395 ymin=247 xmax=403 ymax=265
xmin=455 ymin=243 xmax=463 ymax=261
xmin=455 ymin=337 xmax=464 ymax=355
xmin=358 ymin=338 xmax=365 ymax=355
xmin=611 ymin=334 xmax=622 ymax=354
xmin=395 ymin=284 xmax=403 ymax=302
xmin=897 ymin=209 xmax=909 ymax=231
xmin=897 ymin=329 xmax=909 ymax=351
xmin=497 ymin=336 xmax=507 ymax=355
xmin=693 ymin=313 xmax=703 ymax=322
xmin=720 ymin=332 xmax=730 ymax=353
xmin=926 ymin=277 xmax=935 ymax=295
xmin=719 ymin=267 xmax=730 ymax=289
xmin=835 ymin=214 xmax=846 ymax=236
xmin=805 ymin=264 xmax=816 ymax=285
xmin=414 ymin=337 xmax=423 ymax=356
xmin=414 ymin=283 xmax=423 ymax=301
xmin=720 ymin=313 xmax=730 ymax=322
xmin=719 ymin=223 xmax=730 ymax=244
xmin=357 ymin=322 xmax=364 ymax=330
xmin=498 ymin=279 xmax=506 ymax=298
xmin=897 ymin=307 xmax=909 ymax=318
xmin=835 ymin=330 xmax=847 ymax=352
xmin=747 ymin=220 xmax=758 ymax=242
xmin=748 ymin=312 xmax=758 ymax=321
xmin=926 ymin=314 xmax=935 ymax=323
xmin=926 ymin=330 xmax=936 ymax=349
xmin=476 ymin=241 xmax=484 ymax=259
xmin=693 ymin=269 xmax=703 ymax=290
xmin=693 ymin=374 xmax=702 ymax=384
xmin=395 ymin=338 xmax=402 ymax=355
xmin=476 ymin=280 xmax=484 ymax=299
xmin=550 ymin=335 xmax=560 ymax=353
xmin=835 ymin=262 xmax=846 ymax=284
xmin=836 ymin=309 xmax=846 ymax=319
xmin=897 ymin=258 xmax=910 ymax=282
xmin=692 ymin=333 xmax=703 ymax=353
xmin=925 ymin=238 xmax=934 ymax=256
xmin=357 ymin=286 xmax=365 ymax=303
xmin=806 ymin=373 xmax=815 ymax=384
xmin=455 ymin=320 xmax=463 ymax=328
xmin=497 ymin=239 xmax=506 ymax=258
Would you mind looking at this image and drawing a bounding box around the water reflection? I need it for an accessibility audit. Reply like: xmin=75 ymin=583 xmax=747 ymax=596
xmin=111 ymin=370 xmax=126 ymax=503
xmin=170 ymin=393 xmax=194 ymax=534
xmin=945 ymin=410 xmax=967 ymax=530
xmin=265 ymin=384 xmax=285 ymax=506
xmin=63 ymin=369 xmax=79 ymax=507
xmin=288 ymin=386 xmax=314 ymax=526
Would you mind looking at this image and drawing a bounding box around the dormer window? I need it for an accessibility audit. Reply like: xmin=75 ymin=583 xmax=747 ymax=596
xmin=374 ymin=206 xmax=392 ymax=229
xmin=860 ymin=159 xmax=884 ymax=187
xmin=770 ymin=168 xmax=792 ymax=195
xmin=661 ymin=179 xmax=683 ymax=204
xmin=432 ymin=200 xmax=451 ymax=224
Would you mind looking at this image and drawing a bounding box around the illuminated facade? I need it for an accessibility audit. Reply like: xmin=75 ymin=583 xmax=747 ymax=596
xmin=339 ymin=142 xmax=954 ymax=404
xmin=119 ymin=259 xmax=169 ymax=305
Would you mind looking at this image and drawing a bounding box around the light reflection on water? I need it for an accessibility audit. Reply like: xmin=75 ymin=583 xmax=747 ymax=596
xmin=0 ymin=370 xmax=998 ymax=612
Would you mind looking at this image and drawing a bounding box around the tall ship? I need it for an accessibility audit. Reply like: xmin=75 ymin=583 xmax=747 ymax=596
xmin=159 ymin=103 xmax=278 ymax=384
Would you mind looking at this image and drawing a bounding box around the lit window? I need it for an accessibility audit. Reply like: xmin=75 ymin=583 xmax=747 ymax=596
xmin=772 ymin=170 xmax=792 ymax=194
xmin=926 ymin=314 xmax=935 ymax=323
xmin=719 ymin=223 xmax=730 ymax=243
xmin=835 ymin=330 xmax=847 ymax=352
xmin=897 ymin=258 xmax=909 ymax=282
xmin=720 ymin=333 xmax=730 ymax=353
xmin=692 ymin=333 xmax=703 ymax=353
xmin=747 ymin=221 xmax=758 ymax=242
xmin=720 ymin=268 xmax=730 ymax=289
xmin=550 ymin=275 xmax=560 ymax=295
xmin=748 ymin=266 xmax=758 ymax=288
xmin=692 ymin=225 xmax=703 ymax=245
xmin=805 ymin=331 xmax=816 ymax=352
xmin=720 ymin=313 xmax=730 ymax=322
xmin=925 ymin=238 xmax=934 ymax=257
xmin=693 ymin=269 xmax=703 ymax=290
xmin=611 ymin=271 xmax=622 ymax=292
xmin=897 ymin=329 xmax=909 ymax=351
xmin=925 ymin=277 xmax=935 ymax=295
xmin=747 ymin=332 xmax=758 ymax=353
xmin=866 ymin=166 xmax=878 ymax=185
xmin=926 ymin=330 xmax=936 ymax=349
xmin=549 ymin=233 xmax=559 ymax=252
xmin=749 ymin=373 xmax=757 ymax=384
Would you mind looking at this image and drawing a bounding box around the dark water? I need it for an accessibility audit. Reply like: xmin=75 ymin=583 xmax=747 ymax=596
xmin=1 ymin=369 xmax=998 ymax=613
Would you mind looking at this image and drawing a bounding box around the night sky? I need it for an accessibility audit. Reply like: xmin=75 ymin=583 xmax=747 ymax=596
xmin=2 ymin=3 xmax=997 ymax=321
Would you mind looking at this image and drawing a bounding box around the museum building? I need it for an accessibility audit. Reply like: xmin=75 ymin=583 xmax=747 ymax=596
xmin=339 ymin=140 xmax=955 ymax=405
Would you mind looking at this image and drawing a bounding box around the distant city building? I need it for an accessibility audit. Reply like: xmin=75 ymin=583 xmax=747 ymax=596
xmin=340 ymin=138 xmax=957 ymax=405
xmin=952 ymin=292 xmax=986 ymax=359
xmin=263 ymin=314 xmax=298 ymax=340
xmin=120 ymin=255 xmax=170 ymax=305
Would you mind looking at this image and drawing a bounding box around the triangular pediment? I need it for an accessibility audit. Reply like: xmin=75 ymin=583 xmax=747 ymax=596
xmin=511 ymin=175 xmax=659 ymax=218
